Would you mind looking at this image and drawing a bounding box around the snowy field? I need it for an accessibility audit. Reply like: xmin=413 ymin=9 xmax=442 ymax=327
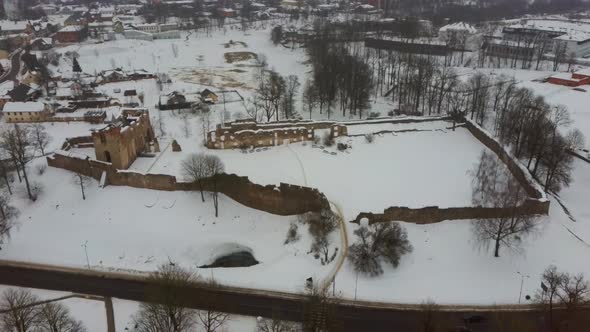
xmin=137 ymin=120 xmax=499 ymax=221
xmin=1 ymin=162 xmax=334 ymax=294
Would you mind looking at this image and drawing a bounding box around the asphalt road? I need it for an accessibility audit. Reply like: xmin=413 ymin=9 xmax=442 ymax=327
xmin=0 ymin=49 xmax=22 ymax=84
xmin=0 ymin=262 xmax=549 ymax=332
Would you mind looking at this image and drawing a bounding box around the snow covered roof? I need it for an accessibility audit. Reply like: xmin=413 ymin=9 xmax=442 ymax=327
xmin=0 ymin=81 xmax=15 ymax=96
xmin=573 ymin=67 xmax=590 ymax=76
xmin=439 ymin=22 xmax=477 ymax=34
xmin=553 ymin=30 xmax=590 ymax=43
xmin=59 ymin=25 xmax=85 ymax=32
xmin=2 ymin=101 xmax=46 ymax=113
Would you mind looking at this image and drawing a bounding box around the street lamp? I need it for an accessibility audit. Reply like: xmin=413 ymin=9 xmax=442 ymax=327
xmin=517 ymin=271 xmax=530 ymax=304
xmin=354 ymin=271 xmax=359 ymax=301
xmin=81 ymin=240 xmax=90 ymax=269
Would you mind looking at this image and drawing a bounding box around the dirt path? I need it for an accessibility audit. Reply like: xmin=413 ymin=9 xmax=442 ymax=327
xmin=286 ymin=144 xmax=349 ymax=293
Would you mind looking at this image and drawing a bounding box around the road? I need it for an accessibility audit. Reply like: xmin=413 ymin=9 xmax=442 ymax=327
xmin=0 ymin=49 xmax=22 ymax=84
xmin=0 ymin=260 xmax=554 ymax=332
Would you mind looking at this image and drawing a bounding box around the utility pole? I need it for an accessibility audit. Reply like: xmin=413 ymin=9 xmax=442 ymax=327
xmin=354 ymin=271 xmax=359 ymax=301
xmin=82 ymin=240 xmax=90 ymax=269
xmin=517 ymin=271 xmax=530 ymax=304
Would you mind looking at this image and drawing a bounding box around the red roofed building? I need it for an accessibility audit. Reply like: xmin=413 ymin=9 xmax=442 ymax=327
xmin=548 ymin=68 xmax=590 ymax=87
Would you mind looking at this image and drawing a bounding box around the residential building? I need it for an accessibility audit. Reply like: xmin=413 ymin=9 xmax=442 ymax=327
xmin=1 ymin=101 xmax=51 ymax=122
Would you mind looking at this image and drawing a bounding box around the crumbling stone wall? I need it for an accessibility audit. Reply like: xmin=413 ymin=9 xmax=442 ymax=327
xmin=351 ymin=199 xmax=550 ymax=225
xmin=47 ymin=152 xmax=329 ymax=216
xmin=351 ymin=118 xmax=550 ymax=225
xmin=91 ymin=111 xmax=160 ymax=169
xmin=207 ymin=119 xmax=347 ymax=149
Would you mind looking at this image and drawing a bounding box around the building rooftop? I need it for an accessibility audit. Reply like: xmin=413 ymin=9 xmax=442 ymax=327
xmin=440 ymin=22 xmax=477 ymax=34
xmin=2 ymin=101 xmax=46 ymax=113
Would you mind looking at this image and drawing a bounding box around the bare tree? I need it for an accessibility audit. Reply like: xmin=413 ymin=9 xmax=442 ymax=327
xmin=0 ymin=156 xmax=13 ymax=195
xmin=299 ymin=210 xmax=339 ymax=265
xmin=418 ymin=299 xmax=441 ymax=332
xmin=30 ymin=124 xmax=51 ymax=156
xmin=179 ymin=112 xmax=192 ymax=138
xmin=132 ymin=264 xmax=199 ymax=332
xmin=348 ymin=222 xmax=413 ymax=277
xmin=0 ymin=191 xmax=18 ymax=249
xmin=0 ymin=125 xmax=36 ymax=201
xmin=0 ymin=288 xmax=40 ymax=332
xmin=471 ymin=152 xmax=539 ymax=257
xmin=204 ymin=155 xmax=224 ymax=218
xmin=37 ymin=302 xmax=87 ymax=332
xmin=302 ymin=79 xmax=318 ymax=120
xmin=302 ymin=283 xmax=339 ymax=332
xmin=72 ymin=172 xmax=92 ymax=200
xmin=181 ymin=153 xmax=209 ymax=202
xmin=199 ymin=110 xmax=212 ymax=145
xmin=257 ymin=315 xmax=300 ymax=332
xmin=536 ymin=265 xmax=590 ymax=331
xmin=282 ymin=75 xmax=300 ymax=119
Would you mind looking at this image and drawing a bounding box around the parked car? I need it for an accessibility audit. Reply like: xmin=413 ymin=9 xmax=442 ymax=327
xmin=573 ymin=87 xmax=587 ymax=92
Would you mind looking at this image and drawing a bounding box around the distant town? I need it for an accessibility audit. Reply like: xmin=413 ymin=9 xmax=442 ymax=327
xmin=1 ymin=0 xmax=590 ymax=331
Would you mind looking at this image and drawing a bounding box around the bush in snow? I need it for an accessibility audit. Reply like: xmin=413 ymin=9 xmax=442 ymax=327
xmin=364 ymin=133 xmax=375 ymax=143
xmin=284 ymin=222 xmax=300 ymax=245
xmin=36 ymin=164 xmax=47 ymax=175
xmin=337 ymin=143 xmax=348 ymax=151
xmin=348 ymin=222 xmax=413 ymax=276
xmin=368 ymin=112 xmax=380 ymax=119
xmin=28 ymin=181 xmax=44 ymax=202
xmin=322 ymin=132 xmax=334 ymax=147
xmin=299 ymin=209 xmax=339 ymax=265
xmin=313 ymin=135 xmax=321 ymax=145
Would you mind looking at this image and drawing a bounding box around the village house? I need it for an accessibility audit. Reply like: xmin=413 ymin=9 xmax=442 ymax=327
xmin=1 ymin=101 xmax=52 ymax=123
xmin=438 ymin=22 xmax=477 ymax=43
xmin=200 ymin=89 xmax=218 ymax=104
xmin=54 ymin=25 xmax=88 ymax=44
xmin=91 ymin=109 xmax=159 ymax=169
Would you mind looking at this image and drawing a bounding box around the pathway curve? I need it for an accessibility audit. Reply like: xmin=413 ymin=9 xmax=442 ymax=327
xmin=287 ymin=144 xmax=349 ymax=293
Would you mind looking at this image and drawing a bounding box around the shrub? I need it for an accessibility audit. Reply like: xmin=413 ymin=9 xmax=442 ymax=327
xmin=365 ymin=134 xmax=375 ymax=143
xmin=368 ymin=112 xmax=380 ymax=119
xmin=322 ymin=132 xmax=334 ymax=147
xmin=348 ymin=222 xmax=413 ymax=276
xmin=284 ymin=222 xmax=300 ymax=245
xmin=313 ymin=135 xmax=321 ymax=145
xmin=29 ymin=181 xmax=45 ymax=202
xmin=337 ymin=143 xmax=348 ymax=151
xmin=36 ymin=164 xmax=47 ymax=175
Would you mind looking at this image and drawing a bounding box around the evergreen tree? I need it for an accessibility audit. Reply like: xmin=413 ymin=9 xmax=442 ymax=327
xmin=72 ymin=58 xmax=82 ymax=73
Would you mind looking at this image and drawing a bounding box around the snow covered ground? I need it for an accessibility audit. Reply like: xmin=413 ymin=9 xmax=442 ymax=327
xmin=1 ymin=162 xmax=334 ymax=294
xmin=138 ymin=120 xmax=497 ymax=221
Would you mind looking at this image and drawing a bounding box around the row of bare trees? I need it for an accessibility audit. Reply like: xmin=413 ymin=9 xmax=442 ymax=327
xmin=538 ymin=265 xmax=590 ymax=332
xmin=0 ymin=124 xmax=50 ymax=201
xmin=246 ymin=55 xmax=301 ymax=122
xmin=134 ymin=264 xmax=342 ymax=332
xmin=491 ymin=83 xmax=585 ymax=193
xmin=303 ymin=40 xmax=372 ymax=119
xmin=0 ymin=288 xmax=86 ymax=332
